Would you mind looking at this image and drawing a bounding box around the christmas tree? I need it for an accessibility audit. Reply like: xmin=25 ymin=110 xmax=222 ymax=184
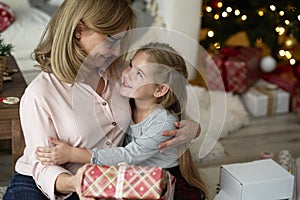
xmin=200 ymin=0 xmax=300 ymax=65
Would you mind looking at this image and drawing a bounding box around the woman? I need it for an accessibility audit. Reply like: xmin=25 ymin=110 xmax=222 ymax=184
xmin=4 ymin=0 xmax=200 ymax=199
xmin=36 ymin=42 xmax=208 ymax=199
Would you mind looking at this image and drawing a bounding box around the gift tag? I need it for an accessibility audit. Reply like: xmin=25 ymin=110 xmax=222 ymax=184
xmin=1 ymin=97 xmax=20 ymax=105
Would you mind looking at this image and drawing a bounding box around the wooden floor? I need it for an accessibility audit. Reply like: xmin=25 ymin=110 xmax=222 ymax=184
xmin=200 ymin=113 xmax=300 ymax=167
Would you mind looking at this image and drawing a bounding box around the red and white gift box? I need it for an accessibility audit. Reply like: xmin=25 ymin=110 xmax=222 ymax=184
xmin=0 ymin=2 xmax=15 ymax=32
xmin=81 ymin=164 xmax=175 ymax=200
xmin=206 ymin=46 xmax=261 ymax=94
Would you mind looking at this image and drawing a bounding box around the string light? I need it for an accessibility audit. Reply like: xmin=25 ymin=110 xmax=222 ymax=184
xmin=206 ymin=6 xmax=212 ymax=13
xmin=279 ymin=11 xmax=284 ymax=16
xmin=258 ymin=10 xmax=264 ymax=16
xmin=279 ymin=50 xmax=285 ymax=57
xmin=290 ymin=58 xmax=296 ymax=65
xmin=214 ymin=42 xmax=221 ymax=49
xmin=226 ymin=7 xmax=232 ymax=13
xmin=207 ymin=30 xmax=215 ymax=37
xmin=285 ymin=20 xmax=290 ymax=25
xmin=285 ymin=51 xmax=292 ymax=59
xmin=234 ymin=9 xmax=240 ymax=16
xmin=241 ymin=15 xmax=247 ymax=21
xmin=214 ymin=14 xmax=220 ymax=20
xmin=270 ymin=5 xmax=276 ymax=11
xmin=217 ymin=2 xmax=223 ymax=8
xmin=275 ymin=26 xmax=285 ymax=35
xmin=298 ymin=15 xmax=300 ymax=21
xmin=222 ymin=11 xmax=228 ymax=18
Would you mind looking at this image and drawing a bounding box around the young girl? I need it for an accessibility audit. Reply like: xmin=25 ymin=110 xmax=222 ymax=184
xmin=36 ymin=42 xmax=208 ymax=199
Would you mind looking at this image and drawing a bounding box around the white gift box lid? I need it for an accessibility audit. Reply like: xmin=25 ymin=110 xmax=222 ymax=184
xmin=219 ymin=159 xmax=294 ymax=200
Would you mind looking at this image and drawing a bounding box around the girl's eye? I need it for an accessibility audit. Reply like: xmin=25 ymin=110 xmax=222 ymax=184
xmin=129 ymin=60 xmax=132 ymax=68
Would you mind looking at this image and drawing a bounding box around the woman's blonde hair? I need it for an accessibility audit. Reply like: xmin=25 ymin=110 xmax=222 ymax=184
xmin=33 ymin=0 xmax=135 ymax=83
xmin=136 ymin=43 xmax=209 ymax=198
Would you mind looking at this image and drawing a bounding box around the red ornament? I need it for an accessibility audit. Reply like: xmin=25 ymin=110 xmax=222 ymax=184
xmin=293 ymin=61 xmax=300 ymax=80
xmin=209 ymin=0 xmax=222 ymax=10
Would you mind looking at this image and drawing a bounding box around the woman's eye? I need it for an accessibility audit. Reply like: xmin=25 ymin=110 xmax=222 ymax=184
xmin=137 ymin=71 xmax=143 ymax=78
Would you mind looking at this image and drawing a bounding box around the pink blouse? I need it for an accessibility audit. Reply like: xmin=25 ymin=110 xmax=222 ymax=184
xmin=16 ymin=70 xmax=131 ymax=199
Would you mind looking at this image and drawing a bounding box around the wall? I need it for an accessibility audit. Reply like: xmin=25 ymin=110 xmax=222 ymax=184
xmin=156 ymin=0 xmax=202 ymax=80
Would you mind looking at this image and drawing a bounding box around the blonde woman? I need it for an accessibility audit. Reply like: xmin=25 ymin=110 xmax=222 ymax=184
xmin=36 ymin=43 xmax=208 ymax=199
xmin=4 ymin=1 xmax=200 ymax=200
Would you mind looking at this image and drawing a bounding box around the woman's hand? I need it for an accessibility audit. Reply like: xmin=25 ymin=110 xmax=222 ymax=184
xmin=36 ymin=137 xmax=73 ymax=165
xmin=72 ymin=164 xmax=95 ymax=200
xmin=159 ymin=120 xmax=200 ymax=152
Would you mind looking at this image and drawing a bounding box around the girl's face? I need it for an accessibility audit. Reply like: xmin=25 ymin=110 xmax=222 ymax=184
xmin=120 ymin=52 xmax=159 ymax=99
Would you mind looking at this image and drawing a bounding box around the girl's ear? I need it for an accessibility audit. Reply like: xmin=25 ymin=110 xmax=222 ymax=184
xmin=75 ymin=21 xmax=85 ymax=39
xmin=154 ymin=84 xmax=170 ymax=98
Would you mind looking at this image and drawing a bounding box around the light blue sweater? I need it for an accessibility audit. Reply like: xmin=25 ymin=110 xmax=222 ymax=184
xmin=91 ymin=106 xmax=179 ymax=168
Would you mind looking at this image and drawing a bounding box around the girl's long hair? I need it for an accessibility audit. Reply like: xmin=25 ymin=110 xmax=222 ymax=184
xmin=136 ymin=43 xmax=208 ymax=198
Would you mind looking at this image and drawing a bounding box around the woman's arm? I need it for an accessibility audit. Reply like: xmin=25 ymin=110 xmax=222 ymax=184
xmin=159 ymin=119 xmax=201 ymax=152
xmin=20 ymin=90 xmax=74 ymax=199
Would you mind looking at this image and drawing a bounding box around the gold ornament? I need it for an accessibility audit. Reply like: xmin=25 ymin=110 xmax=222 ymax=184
xmin=284 ymin=35 xmax=298 ymax=49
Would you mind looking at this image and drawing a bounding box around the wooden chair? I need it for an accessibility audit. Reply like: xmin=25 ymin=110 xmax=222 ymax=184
xmin=11 ymin=119 xmax=25 ymax=169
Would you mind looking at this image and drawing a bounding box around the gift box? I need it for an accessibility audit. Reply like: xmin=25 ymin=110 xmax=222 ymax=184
xmin=206 ymin=46 xmax=262 ymax=94
xmin=262 ymin=64 xmax=298 ymax=93
xmin=292 ymin=84 xmax=300 ymax=112
xmin=242 ymin=80 xmax=290 ymax=117
xmin=217 ymin=159 xmax=294 ymax=200
xmin=81 ymin=164 xmax=175 ymax=200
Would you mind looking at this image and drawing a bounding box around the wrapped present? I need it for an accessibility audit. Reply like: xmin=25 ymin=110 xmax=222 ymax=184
xmin=81 ymin=164 xmax=175 ymax=200
xmin=242 ymin=80 xmax=290 ymax=117
xmin=291 ymin=83 xmax=300 ymax=112
xmin=262 ymin=64 xmax=298 ymax=93
xmin=206 ymin=46 xmax=262 ymax=94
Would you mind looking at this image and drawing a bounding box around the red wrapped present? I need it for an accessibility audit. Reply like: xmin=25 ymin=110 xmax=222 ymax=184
xmin=81 ymin=164 xmax=175 ymax=200
xmin=291 ymin=83 xmax=300 ymax=112
xmin=206 ymin=46 xmax=262 ymax=94
xmin=262 ymin=64 xmax=298 ymax=93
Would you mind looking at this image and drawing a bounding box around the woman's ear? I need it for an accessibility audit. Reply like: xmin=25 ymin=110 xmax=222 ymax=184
xmin=75 ymin=21 xmax=85 ymax=39
xmin=154 ymin=84 xmax=170 ymax=98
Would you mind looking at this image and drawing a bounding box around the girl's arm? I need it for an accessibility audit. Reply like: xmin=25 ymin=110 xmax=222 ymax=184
xmin=37 ymin=118 xmax=176 ymax=167
xmin=91 ymin=117 xmax=177 ymax=166
xmin=36 ymin=137 xmax=91 ymax=165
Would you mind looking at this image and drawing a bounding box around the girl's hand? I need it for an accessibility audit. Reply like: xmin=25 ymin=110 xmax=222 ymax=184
xmin=36 ymin=137 xmax=72 ymax=165
xmin=159 ymin=120 xmax=200 ymax=152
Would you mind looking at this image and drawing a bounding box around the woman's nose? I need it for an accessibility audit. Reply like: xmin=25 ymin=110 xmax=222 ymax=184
xmin=111 ymin=43 xmax=121 ymax=57
xmin=122 ymin=66 xmax=131 ymax=77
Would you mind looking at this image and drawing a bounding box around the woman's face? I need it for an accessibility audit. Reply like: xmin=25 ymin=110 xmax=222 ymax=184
xmin=120 ymin=52 xmax=159 ymax=99
xmin=79 ymin=29 xmax=126 ymax=67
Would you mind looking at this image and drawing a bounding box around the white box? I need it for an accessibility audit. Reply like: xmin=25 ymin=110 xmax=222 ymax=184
xmin=219 ymin=159 xmax=294 ymax=200
xmin=242 ymin=80 xmax=290 ymax=117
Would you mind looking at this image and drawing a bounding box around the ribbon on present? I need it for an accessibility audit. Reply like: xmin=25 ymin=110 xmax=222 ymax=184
xmin=115 ymin=163 xmax=127 ymax=199
xmin=255 ymin=85 xmax=278 ymax=115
